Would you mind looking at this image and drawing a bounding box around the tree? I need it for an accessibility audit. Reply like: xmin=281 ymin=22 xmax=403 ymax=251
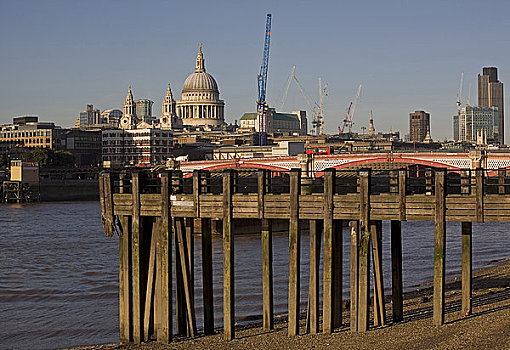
xmin=24 ymin=148 xmax=50 ymax=166
xmin=23 ymin=148 xmax=75 ymax=167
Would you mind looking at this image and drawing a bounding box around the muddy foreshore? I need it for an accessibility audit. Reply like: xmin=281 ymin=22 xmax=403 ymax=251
xmin=64 ymin=257 xmax=510 ymax=350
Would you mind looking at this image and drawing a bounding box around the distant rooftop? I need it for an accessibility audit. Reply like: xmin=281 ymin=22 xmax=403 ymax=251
xmin=240 ymin=112 xmax=299 ymax=121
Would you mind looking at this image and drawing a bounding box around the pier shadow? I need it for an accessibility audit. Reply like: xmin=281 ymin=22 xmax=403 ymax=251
xmin=391 ymin=274 xmax=510 ymax=326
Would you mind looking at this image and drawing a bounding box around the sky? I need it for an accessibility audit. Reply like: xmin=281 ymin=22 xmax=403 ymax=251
xmin=1 ymin=0 xmax=509 ymax=141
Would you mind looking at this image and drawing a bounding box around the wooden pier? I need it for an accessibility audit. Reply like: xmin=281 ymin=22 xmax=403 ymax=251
xmin=99 ymin=167 xmax=510 ymax=343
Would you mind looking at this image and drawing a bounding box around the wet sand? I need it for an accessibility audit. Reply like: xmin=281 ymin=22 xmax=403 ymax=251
xmin=65 ymin=257 xmax=510 ymax=350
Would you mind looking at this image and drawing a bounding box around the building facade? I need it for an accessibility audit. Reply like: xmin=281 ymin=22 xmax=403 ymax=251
xmin=100 ymin=109 xmax=123 ymax=127
xmin=239 ymin=109 xmax=307 ymax=135
xmin=176 ymin=44 xmax=225 ymax=129
xmin=102 ymin=128 xmax=174 ymax=166
xmin=135 ymin=99 xmax=155 ymax=124
xmin=478 ymin=67 xmax=504 ymax=144
xmin=409 ymin=110 xmax=430 ymax=142
xmin=79 ymin=105 xmax=101 ymax=127
xmin=456 ymin=106 xmax=497 ymax=143
xmin=66 ymin=129 xmax=102 ymax=166
xmin=0 ymin=116 xmax=66 ymax=150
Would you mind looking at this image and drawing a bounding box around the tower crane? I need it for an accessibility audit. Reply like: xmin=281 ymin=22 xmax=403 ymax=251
xmin=279 ymin=65 xmax=296 ymax=111
xmin=456 ymin=72 xmax=464 ymax=112
xmin=257 ymin=14 xmax=272 ymax=146
xmin=339 ymin=84 xmax=362 ymax=134
xmin=292 ymin=74 xmax=327 ymax=136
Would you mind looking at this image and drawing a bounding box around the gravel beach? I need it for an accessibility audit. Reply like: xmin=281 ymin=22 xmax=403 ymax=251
xmin=65 ymin=257 xmax=510 ymax=350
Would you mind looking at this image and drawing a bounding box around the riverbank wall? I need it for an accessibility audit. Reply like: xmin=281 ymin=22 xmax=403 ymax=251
xmin=40 ymin=179 xmax=99 ymax=201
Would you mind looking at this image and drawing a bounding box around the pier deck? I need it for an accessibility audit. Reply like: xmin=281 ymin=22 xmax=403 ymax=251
xmin=99 ymin=167 xmax=510 ymax=343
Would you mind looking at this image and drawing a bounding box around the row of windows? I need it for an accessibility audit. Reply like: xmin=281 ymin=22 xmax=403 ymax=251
xmin=0 ymin=137 xmax=51 ymax=144
xmin=0 ymin=130 xmax=52 ymax=138
xmin=103 ymin=132 xmax=172 ymax=138
xmin=103 ymin=149 xmax=169 ymax=154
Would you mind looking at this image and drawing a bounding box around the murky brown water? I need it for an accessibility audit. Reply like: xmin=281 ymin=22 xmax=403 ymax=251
xmin=1 ymin=202 xmax=510 ymax=349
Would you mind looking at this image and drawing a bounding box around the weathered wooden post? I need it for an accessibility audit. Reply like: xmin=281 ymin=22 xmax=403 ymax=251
xmin=498 ymin=168 xmax=506 ymax=194
xmin=223 ymin=169 xmax=235 ymax=340
xmin=131 ymin=171 xmax=144 ymax=343
xmin=391 ymin=220 xmax=403 ymax=323
xmin=323 ymin=168 xmax=335 ymax=333
xmin=460 ymin=169 xmax=472 ymax=318
xmin=288 ymin=168 xmax=301 ymax=336
xmin=461 ymin=221 xmax=472 ymax=317
xmin=196 ymin=170 xmax=214 ymax=334
xmin=258 ymin=170 xmax=274 ymax=331
xmin=475 ymin=168 xmax=484 ymax=223
xmin=391 ymin=168 xmax=405 ymax=323
xmin=350 ymin=220 xmax=359 ymax=332
xmin=333 ymin=218 xmax=343 ymax=329
xmin=433 ymin=169 xmax=446 ymax=326
xmin=371 ymin=220 xmax=385 ymax=327
xmin=358 ymin=168 xmax=371 ymax=332
xmin=158 ymin=171 xmax=172 ymax=343
xmin=308 ymin=219 xmax=322 ymax=334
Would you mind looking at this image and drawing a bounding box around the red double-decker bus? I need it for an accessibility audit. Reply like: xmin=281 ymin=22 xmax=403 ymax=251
xmin=305 ymin=146 xmax=334 ymax=155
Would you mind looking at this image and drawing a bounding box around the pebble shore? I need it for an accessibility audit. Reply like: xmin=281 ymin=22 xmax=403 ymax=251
xmin=64 ymin=258 xmax=510 ymax=350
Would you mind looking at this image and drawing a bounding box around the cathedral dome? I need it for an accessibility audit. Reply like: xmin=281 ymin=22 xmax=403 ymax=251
xmin=176 ymin=43 xmax=225 ymax=129
xmin=182 ymin=71 xmax=218 ymax=93
xmin=181 ymin=43 xmax=219 ymax=94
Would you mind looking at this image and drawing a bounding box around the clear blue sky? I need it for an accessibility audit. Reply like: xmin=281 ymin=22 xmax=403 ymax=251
xmin=1 ymin=0 xmax=509 ymax=141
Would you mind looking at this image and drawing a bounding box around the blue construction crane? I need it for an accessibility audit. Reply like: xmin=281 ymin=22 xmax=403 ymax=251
xmin=257 ymin=14 xmax=272 ymax=146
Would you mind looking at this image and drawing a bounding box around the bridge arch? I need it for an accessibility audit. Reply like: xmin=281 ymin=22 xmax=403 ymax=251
xmin=315 ymin=156 xmax=462 ymax=177
xmin=183 ymin=161 xmax=291 ymax=177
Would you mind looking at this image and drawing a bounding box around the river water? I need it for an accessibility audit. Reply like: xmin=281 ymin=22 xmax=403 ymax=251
xmin=1 ymin=202 xmax=510 ymax=349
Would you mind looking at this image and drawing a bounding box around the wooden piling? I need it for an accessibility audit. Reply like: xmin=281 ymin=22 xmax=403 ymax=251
xmin=323 ymin=168 xmax=335 ymax=333
xmin=144 ymin=218 xmax=160 ymax=341
xmin=350 ymin=220 xmax=359 ymax=332
xmin=185 ymin=217 xmax=194 ymax=300
xmin=288 ymin=169 xmax=301 ymax=336
xmin=158 ymin=172 xmax=172 ymax=343
xmin=461 ymin=221 xmax=472 ymax=316
xmin=391 ymin=220 xmax=403 ymax=323
xmin=475 ymin=169 xmax=484 ymax=223
xmin=358 ymin=169 xmax=371 ymax=332
xmin=131 ymin=171 xmax=143 ymax=343
xmin=174 ymin=219 xmax=187 ymax=335
xmin=433 ymin=170 xmax=446 ymax=326
xmin=261 ymin=218 xmax=274 ymax=331
xmin=223 ymin=170 xmax=235 ymax=340
xmin=307 ymin=219 xmax=321 ymax=334
xmin=333 ymin=219 xmax=343 ymax=329
xmin=175 ymin=217 xmax=197 ymax=337
xmin=371 ymin=220 xmax=385 ymax=327
xmin=201 ymin=218 xmax=214 ymax=334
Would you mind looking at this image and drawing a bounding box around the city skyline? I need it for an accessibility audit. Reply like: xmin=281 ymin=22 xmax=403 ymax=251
xmin=1 ymin=0 xmax=509 ymax=140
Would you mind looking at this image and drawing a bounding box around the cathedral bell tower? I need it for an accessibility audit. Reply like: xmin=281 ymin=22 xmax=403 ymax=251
xmin=120 ymin=86 xmax=138 ymax=129
xmin=160 ymin=83 xmax=181 ymax=129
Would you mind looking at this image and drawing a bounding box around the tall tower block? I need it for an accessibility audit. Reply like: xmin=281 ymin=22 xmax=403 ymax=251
xmin=478 ymin=67 xmax=504 ymax=144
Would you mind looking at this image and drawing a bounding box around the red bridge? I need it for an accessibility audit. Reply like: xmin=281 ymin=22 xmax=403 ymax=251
xmin=180 ymin=151 xmax=510 ymax=177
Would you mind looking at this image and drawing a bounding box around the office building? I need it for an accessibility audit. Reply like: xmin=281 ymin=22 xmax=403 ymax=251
xmin=409 ymin=110 xmax=430 ymax=142
xmin=101 ymin=109 xmax=123 ymax=127
xmin=79 ymin=105 xmax=101 ymax=127
xmin=478 ymin=67 xmax=504 ymax=144
xmin=135 ymin=99 xmax=155 ymax=124
xmin=456 ymin=106 xmax=497 ymax=143
xmin=239 ymin=109 xmax=307 ymax=135
xmin=102 ymin=128 xmax=174 ymax=166
xmin=0 ymin=116 xmax=66 ymax=150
